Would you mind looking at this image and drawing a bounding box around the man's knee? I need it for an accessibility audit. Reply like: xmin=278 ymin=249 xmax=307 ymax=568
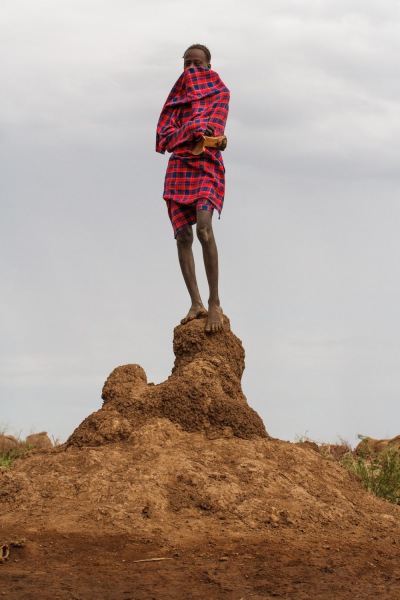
xmin=176 ymin=227 xmax=193 ymax=247
xmin=196 ymin=222 xmax=213 ymax=244
xmin=196 ymin=208 xmax=213 ymax=244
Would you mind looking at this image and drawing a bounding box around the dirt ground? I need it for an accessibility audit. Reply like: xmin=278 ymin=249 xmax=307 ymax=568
xmin=1 ymin=317 xmax=400 ymax=599
xmin=1 ymin=527 xmax=399 ymax=600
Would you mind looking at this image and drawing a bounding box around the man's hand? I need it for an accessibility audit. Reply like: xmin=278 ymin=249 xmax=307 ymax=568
xmin=193 ymin=133 xmax=228 ymax=155
xmin=205 ymin=125 xmax=215 ymax=136
xmin=216 ymin=136 xmax=227 ymax=151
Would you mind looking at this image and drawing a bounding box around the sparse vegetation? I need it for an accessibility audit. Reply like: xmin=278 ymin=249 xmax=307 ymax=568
xmin=342 ymin=437 xmax=400 ymax=505
xmin=294 ymin=433 xmax=400 ymax=505
xmin=0 ymin=446 xmax=32 ymax=467
xmin=0 ymin=429 xmax=55 ymax=468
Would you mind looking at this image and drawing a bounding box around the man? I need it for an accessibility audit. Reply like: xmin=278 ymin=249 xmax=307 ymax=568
xmin=156 ymin=44 xmax=230 ymax=333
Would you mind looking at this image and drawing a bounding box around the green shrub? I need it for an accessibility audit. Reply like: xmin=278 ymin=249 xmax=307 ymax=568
xmin=343 ymin=444 xmax=400 ymax=505
xmin=294 ymin=433 xmax=400 ymax=505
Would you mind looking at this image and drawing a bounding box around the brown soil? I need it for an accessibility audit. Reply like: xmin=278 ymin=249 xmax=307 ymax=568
xmin=1 ymin=316 xmax=400 ymax=599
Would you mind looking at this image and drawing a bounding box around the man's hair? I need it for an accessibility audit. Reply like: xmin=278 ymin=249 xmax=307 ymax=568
xmin=183 ymin=44 xmax=211 ymax=64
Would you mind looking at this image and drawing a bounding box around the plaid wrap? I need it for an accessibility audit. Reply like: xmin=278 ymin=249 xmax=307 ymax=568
xmin=167 ymin=199 xmax=214 ymax=238
xmin=156 ymin=67 xmax=230 ymax=227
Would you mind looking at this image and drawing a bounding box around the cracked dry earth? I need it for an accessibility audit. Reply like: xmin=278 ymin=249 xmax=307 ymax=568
xmin=1 ymin=316 xmax=400 ymax=599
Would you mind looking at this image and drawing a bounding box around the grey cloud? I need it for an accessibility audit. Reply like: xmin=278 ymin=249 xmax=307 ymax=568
xmin=1 ymin=0 xmax=400 ymax=444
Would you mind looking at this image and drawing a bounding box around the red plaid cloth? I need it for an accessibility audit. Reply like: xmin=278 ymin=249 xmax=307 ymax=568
xmin=156 ymin=67 xmax=230 ymax=224
xmin=167 ymin=198 xmax=214 ymax=238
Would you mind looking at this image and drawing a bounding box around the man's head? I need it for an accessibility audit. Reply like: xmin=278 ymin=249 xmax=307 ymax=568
xmin=183 ymin=44 xmax=211 ymax=70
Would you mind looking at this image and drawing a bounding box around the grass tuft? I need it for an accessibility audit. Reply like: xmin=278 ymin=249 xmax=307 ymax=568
xmin=0 ymin=446 xmax=33 ymax=468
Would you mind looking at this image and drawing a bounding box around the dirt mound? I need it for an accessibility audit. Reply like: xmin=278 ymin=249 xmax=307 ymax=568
xmin=67 ymin=315 xmax=267 ymax=447
xmin=2 ymin=421 xmax=400 ymax=598
xmin=1 ymin=419 xmax=398 ymax=536
xmin=356 ymin=434 xmax=400 ymax=455
xmin=1 ymin=316 xmax=400 ymax=599
xmin=25 ymin=432 xmax=53 ymax=450
xmin=0 ymin=434 xmax=19 ymax=452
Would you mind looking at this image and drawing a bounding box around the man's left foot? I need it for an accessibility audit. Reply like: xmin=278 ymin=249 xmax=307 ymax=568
xmin=205 ymin=305 xmax=223 ymax=333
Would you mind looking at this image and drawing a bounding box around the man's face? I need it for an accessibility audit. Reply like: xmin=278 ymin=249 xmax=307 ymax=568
xmin=183 ymin=49 xmax=210 ymax=70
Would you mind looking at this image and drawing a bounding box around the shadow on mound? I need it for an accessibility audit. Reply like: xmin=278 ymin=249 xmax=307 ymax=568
xmin=67 ymin=315 xmax=268 ymax=447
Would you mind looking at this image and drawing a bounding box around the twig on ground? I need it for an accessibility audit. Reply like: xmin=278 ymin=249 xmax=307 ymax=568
xmin=132 ymin=557 xmax=173 ymax=563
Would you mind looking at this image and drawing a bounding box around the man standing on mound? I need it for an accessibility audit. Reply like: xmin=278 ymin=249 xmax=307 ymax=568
xmin=156 ymin=44 xmax=230 ymax=333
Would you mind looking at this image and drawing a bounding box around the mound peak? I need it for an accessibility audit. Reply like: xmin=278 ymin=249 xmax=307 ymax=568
xmin=66 ymin=315 xmax=268 ymax=447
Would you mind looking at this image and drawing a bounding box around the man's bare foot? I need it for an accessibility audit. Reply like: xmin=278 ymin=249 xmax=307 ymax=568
xmin=180 ymin=304 xmax=208 ymax=325
xmin=205 ymin=304 xmax=224 ymax=333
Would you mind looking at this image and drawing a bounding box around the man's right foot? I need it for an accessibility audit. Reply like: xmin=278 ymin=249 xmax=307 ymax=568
xmin=180 ymin=305 xmax=207 ymax=325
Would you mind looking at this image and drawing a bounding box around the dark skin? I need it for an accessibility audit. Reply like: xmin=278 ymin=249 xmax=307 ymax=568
xmin=177 ymin=48 xmax=226 ymax=332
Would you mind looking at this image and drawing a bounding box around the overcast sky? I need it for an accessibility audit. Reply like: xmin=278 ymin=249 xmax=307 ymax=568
xmin=2 ymin=0 xmax=400 ymax=445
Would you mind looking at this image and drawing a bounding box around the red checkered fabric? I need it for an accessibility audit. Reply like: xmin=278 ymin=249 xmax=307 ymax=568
xmin=156 ymin=67 xmax=230 ymax=233
xmin=166 ymin=199 xmax=214 ymax=238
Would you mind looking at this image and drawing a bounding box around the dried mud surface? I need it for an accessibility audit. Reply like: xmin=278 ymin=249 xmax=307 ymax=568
xmin=1 ymin=317 xmax=400 ymax=599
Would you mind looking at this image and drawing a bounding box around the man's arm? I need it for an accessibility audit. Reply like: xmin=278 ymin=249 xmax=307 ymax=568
xmin=206 ymin=92 xmax=230 ymax=138
xmin=157 ymin=117 xmax=206 ymax=154
xmin=191 ymin=93 xmax=230 ymax=154
xmin=157 ymin=91 xmax=229 ymax=154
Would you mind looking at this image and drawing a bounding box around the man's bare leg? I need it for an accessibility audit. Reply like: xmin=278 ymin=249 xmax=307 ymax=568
xmin=176 ymin=227 xmax=207 ymax=324
xmin=196 ymin=210 xmax=224 ymax=333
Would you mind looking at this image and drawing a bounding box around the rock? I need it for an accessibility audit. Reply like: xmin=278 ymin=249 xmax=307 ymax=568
xmin=0 ymin=434 xmax=19 ymax=453
xmin=25 ymin=433 xmax=53 ymax=450
xmin=355 ymin=435 xmax=400 ymax=456
xmin=67 ymin=315 xmax=268 ymax=447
